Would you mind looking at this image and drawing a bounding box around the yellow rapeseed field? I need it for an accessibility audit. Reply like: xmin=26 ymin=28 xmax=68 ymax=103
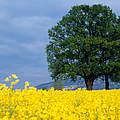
xmin=0 ymin=74 xmax=120 ymax=120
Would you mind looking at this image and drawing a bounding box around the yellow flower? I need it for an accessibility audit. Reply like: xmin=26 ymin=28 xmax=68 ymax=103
xmin=11 ymin=82 xmax=16 ymax=86
xmin=1 ymin=76 xmax=120 ymax=120
xmin=2 ymin=84 xmax=6 ymax=87
xmin=2 ymin=116 xmax=9 ymax=120
xmin=5 ymin=77 xmax=9 ymax=82
xmin=10 ymin=86 xmax=13 ymax=89
xmin=9 ymin=76 xmax=12 ymax=79
xmin=25 ymin=81 xmax=29 ymax=86
xmin=15 ymin=79 xmax=19 ymax=84
xmin=12 ymin=74 xmax=18 ymax=79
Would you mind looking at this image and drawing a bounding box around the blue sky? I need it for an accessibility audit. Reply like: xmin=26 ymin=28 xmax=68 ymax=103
xmin=0 ymin=0 xmax=120 ymax=88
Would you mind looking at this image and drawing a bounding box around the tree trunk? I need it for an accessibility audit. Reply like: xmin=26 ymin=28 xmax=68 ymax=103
xmin=85 ymin=77 xmax=94 ymax=90
xmin=105 ymin=74 xmax=109 ymax=90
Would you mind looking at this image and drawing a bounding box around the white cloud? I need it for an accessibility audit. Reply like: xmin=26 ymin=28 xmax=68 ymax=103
xmin=0 ymin=15 xmax=56 ymax=55
xmin=0 ymin=15 xmax=56 ymax=40
xmin=20 ymin=41 xmax=47 ymax=54
xmin=11 ymin=16 xmax=56 ymax=30
xmin=0 ymin=37 xmax=47 ymax=56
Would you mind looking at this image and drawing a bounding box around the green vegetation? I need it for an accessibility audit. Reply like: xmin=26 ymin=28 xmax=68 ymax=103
xmin=53 ymin=79 xmax=64 ymax=90
xmin=46 ymin=4 xmax=120 ymax=90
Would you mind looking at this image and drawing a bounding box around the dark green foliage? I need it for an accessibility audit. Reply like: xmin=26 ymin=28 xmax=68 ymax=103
xmin=110 ymin=71 xmax=120 ymax=83
xmin=46 ymin=4 xmax=120 ymax=90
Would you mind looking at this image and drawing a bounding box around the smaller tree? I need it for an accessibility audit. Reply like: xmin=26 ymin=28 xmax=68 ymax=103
xmin=53 ymin=79 xmax=64 ymax=90
xmin=108 ymin=16 xmax=120 ymax=85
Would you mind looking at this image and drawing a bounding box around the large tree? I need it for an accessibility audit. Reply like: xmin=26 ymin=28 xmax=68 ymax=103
xmin=46 ymin=4 xmax=120 ymax=90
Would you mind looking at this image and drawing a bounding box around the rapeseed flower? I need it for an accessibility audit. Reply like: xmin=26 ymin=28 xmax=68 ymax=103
xmin=5 ymin=77 xmax=9 ymax=82
xmin=11 ymin=82 xmax=16 ymax=86
xmin=12 ymin=74 xmax=18 ymax=79
xmin=15 ymin=79 xmax=19 ymax=84
xmin=25 ymin=81 xmax=29 ymax=86
xmin=1 ymin=74 xmax=120 ymax=120
xmin=9 ymin=76 xmax=12 ymax=79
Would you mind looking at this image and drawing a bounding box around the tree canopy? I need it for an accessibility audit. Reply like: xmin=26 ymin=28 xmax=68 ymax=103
xmin=46 ymin=4 xmax=120 ymax=90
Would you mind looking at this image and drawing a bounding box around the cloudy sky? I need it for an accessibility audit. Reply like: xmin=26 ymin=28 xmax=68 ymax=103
xmin=0 ymin=0 xmax=119 ymax=88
